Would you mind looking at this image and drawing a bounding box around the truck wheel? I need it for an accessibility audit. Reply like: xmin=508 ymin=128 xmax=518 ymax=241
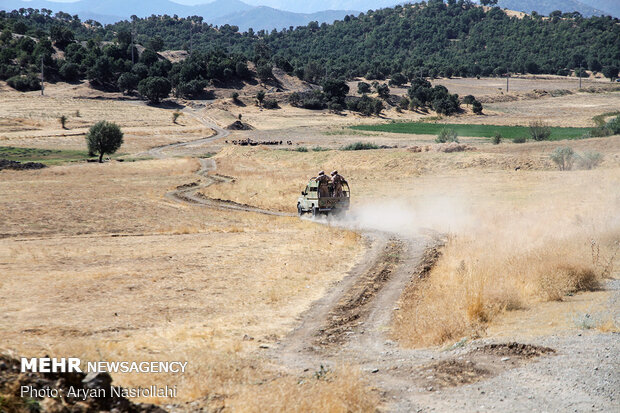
xmin=312 ymin=207 xmax=319 ymax=217
xmin=297 ymin=204 xmax=303 ymax=216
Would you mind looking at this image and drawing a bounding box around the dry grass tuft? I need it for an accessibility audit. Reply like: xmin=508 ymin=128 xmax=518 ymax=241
xmin=230 ymin=367 xmax=379 ymax=413
xmin=537 ymin=264 xmax=598 ymax=301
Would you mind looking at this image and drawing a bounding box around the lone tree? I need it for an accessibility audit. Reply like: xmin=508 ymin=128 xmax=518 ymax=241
xmin=59 ymin=115 xmax=67 ymax=129
xmin=256 ymin=90 xmax=265 ymax=107
xmin=172 ymin=111 xmax=182 ymax=124
xmin=602 ymin=65 xmax=619 ymax=81
xmin=86 ymin=121 xmax=124 ymax=163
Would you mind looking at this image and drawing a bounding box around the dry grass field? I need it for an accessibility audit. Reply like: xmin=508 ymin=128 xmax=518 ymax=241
xmin=0 ymin=157 xmax=370 ymax=407
xmin=1 ymin=77 xmax=619 ymax=411
xmin=0 ymin=83 xmax=211 ymax=153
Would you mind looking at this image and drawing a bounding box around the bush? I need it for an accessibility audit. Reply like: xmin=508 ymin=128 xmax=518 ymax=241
xmin=117 ymin=72 xmax=139 ymax=94
xmin=388 ymin=72 xmax=407 ymax=86
xmin=472 ymin=100 xmax=483 ymax=115
xmin=512 ymin=136 xmax=527 ymax=144
xmin=263 ymin=98 xmax=279 ymax=109
xmin=59 ymin=62 xmax=80 ymax=81
xmin=529 ymin=120 xmax=551 ymax=141
xmin=312 ymin=146 xmax=329 ymax=152
xmin=256 ymin=63 xmax=273 ymax=81
xmin=398 ymin=97 xmax=409 ymax=110
xmin=137 ymin=76 xmax=171 ymax=103
xmin=346 ymin=95 xmax=383 ymax=115
xmin=606 ymin=115 xmax=620 ymax=134
xmin=435 ymin=128 xmax=459 ymax=143
xmin=341 ymin=142 xmax=379 ymax=151
xmin=376 ymin=83 xmax=390 ymax=99
xmin=491 ymin=132 xmax=502 ymax=145
xmin=235 ymin=61 xmax=251 ymax=79
xmin=327 ymin=102 xmax=343 ymax=112
xmin=231 ymin=91 xmax=240 ymax=102
xmin=86 ymin=121 xmax=124 ymax=163
xmin=550 ymin=146 xmax=576 ymax=170
xmin=357 ymin=82 xmax=371 ymax=94
xmin=463 ymin=95 xmax=476 ymax=106
xmin=172 ymin=111 xmax=182 ymax=124
xmin=295 ymin=146 xmax=308 ymax=152
xmin=0 ymin=64 xmax=20 ymax=81
xmin=577 ymin=151 xmax=603 ymax=170
xmin=177 ymin=79 xmax=208 ymax=99
xmin=7 ymin=74 xmax=40 ymax=91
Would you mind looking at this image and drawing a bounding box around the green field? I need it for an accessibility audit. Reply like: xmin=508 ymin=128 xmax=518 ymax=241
xmin=0 ymin=146 xmax=90 ymax=165
xmin=350 ymin=122 xmax=592 ymax=140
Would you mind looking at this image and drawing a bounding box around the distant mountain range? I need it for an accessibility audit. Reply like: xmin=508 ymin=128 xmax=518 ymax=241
xmin=0 ymin=0 xmax=617 ymax=32
xmin=211 ymin=7 xmax=358 ymax=32
xmin=0 ymin=0 xmax=358 ymax=30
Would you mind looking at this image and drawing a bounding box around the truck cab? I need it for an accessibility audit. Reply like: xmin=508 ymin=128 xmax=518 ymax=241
xmin=297 ymin=179 xmax=350 ymax=217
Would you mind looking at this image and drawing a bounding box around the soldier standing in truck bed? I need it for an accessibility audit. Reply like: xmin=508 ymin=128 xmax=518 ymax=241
xmin=314 ymin=170 xmax=331 ymax=197
xmin=331 ymin=170 xmax=347 ymax=197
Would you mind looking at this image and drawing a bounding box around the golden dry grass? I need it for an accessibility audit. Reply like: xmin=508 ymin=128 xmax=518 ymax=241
xmin=392 ymin=167 xmax=620 ymax=347
xmin=0 ymin=157 xmax=367 ymax=405
xmin=202 ymin=137 xmax=620 ymax=214
xmin=230 ymin=367 xmax=379 ymax=413
xmin=0 ymin=87 xmax=210 ymax=152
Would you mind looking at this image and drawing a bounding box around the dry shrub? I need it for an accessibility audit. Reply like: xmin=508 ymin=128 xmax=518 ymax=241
xmin=230 ymin=367 xmax=379 ymax=413
xmin=537 ymin=264 xmax=598 ymax=301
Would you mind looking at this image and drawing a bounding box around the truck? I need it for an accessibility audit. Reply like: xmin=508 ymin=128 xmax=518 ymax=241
xmin=297 ymin=178 xmax=350 ymax=217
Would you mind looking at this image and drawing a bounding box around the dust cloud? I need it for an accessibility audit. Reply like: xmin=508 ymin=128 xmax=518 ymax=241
xmin=320 ymin=195 xmax=477 ymax=237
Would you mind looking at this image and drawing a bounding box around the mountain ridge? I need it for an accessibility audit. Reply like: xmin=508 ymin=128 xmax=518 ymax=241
xmin=0 ymin=0 xmax=359 ymax=29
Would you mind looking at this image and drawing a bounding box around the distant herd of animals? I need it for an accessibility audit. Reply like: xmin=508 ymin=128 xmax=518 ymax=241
xmin=225 ymin=139 xmax=293 ymax=146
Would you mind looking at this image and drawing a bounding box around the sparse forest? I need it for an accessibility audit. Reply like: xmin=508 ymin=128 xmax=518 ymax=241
xmin=1 ymin=1 xmax=619 ymax=108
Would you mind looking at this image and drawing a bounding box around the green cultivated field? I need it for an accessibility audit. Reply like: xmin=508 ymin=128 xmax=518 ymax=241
xmin=351 ymin=123 xmax=591 ymax=140
xmin=0 ymin=146 xmax=89 ymax=165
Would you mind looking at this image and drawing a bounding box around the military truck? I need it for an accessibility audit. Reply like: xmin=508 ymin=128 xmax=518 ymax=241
xmin=297 ymin=179 xmax=350 ymax=217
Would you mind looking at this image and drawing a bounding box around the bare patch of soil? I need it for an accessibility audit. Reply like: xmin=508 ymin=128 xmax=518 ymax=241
xmin=226 ymin=120 xmax=253 ymax=130
xmin=421 ymin=359 xmax=492 ymax=388
xmin=474 ymin=342 xmax=555 ymax=358
xmin=418 ymin=343 xmax=556 ymax=391
xmin=0 ymin=159 xmax=46 ymax=171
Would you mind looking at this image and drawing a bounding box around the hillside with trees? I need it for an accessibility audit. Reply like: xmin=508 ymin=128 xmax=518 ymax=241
xmin=1 ymin=1 xmax=618 ymax=109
